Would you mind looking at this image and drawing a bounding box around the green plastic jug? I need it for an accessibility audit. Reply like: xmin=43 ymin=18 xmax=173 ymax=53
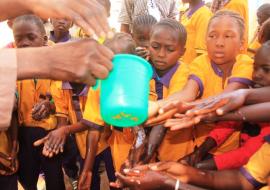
xmin=99 ymin=54 xmax=153 ymax=127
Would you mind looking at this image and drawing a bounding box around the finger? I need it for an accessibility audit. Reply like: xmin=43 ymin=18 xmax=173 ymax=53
xmin=174 ymin=113 xmax=186 ymax=118
xmin=89 ymin=61 xmax=110 ymax=80
xmin=132 ymin=164 xmax=150 ymax=171
xmin=79 ymin=72 xmax=97 ymax=86
xmin=33 ymin=136 xmax=48 ymax=146
xmin=149 ymin=162 xmax=170 ymax=171
xmin=186 ymin=98 xmax=228 ymax=116
xmin=116 ymin=172 xmax=137 ymax=186
xmin=145 ymin=108 xmax=178 ymax=127
xmin=110 ymin=182 xmax=122 ymax=188
xmin=0 ymin=152 xmax=11 ymax=161
xmin=216 ymin=99 xmax=238 ymax=115
xmin=81 ymin=1 xmax=110 ymax=36
xmin=96 ymin=44 xmax=114 ymax=69
xmin=165 ymin=117 xmax=200 ymax=131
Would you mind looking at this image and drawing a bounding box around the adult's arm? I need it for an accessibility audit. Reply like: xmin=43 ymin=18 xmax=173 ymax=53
xmin=0 ymin=0 xmax=110 ymax=37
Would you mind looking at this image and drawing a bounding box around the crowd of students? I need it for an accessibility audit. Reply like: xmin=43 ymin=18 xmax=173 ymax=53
xmin=1 ymin=0 xmax=270 ymax=190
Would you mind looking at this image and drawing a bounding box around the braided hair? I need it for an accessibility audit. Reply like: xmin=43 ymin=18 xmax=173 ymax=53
xmin=208 ymin=10 xmax=245 ymax=41
xmin=132 ymin=15 xmax=157 ymax=33
xmin=151 ymin=18 xmax=187 ymax=47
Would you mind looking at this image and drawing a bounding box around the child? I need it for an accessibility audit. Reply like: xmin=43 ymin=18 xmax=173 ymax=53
xmin=50 ymin=18 xmax=73 ymax=43
xmin=181 ymin=0 xmax=213 ymax=64
xmin=35 ymin=33 xmax=136 ymax=190
xmin=248 ymin=3 xmax=270 ymax=58
xmin=13 ymin=15 xmax=65 ymax=190
xmin=125 ymin=18 xmax=193 ymax=165
xmin=147 ymin=10 xmax=254 ymax=161
xmin=132 ymin=15 xmax=157 ymax=60
xmin=181 ymin=40 xmax=270 ymax=171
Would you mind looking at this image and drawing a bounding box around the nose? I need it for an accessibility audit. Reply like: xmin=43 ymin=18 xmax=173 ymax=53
xmin=215 ymin=36 xmax=225 ymax=47
xmin=158 ymin=47 xmax=166 ymax=57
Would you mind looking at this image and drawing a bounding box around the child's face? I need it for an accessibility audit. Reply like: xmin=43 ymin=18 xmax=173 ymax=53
xmin=252 ymin=48 xmax=270 ymax=88
xmin=13 ymin=22 xmax=46 ymax=48
xmin=149 ymin=25 xmax=185 ymax=72
xmin=206 ymin=16 xmax=243 ymax=65
xmin=51 ymin=18 xmax=72 ymax=33
xmin=133 ymin=26 xmax=151 ymax=48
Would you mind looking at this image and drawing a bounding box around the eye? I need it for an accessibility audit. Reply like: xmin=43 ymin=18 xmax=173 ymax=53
xmin=151 ymin=43 xmax=160 ymax=50
xmin=208 ymin=34 xmax=216 ymax=39
xmin=262 ymin=67 xmax=270 ymax=73
xmin=167 ymin=47 xmax=175 ymax=52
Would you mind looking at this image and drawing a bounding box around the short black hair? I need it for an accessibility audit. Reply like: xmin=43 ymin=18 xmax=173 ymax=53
xmin=151 ymin=18 xmax=187 ymax=47
xmin=132 ymin=15 xmax=158 ymax=33
xmin=13 ymin=14 xmax=46 ymax=35
xmin=258 ymin=3 xmax=270 ymax=23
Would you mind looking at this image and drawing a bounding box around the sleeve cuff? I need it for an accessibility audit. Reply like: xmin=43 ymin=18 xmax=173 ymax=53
xmin=81 ymin=119 xmax=104 ymax=132
xmin=228 ymin=77 xmax=254 ymax=87
xmin=239 ymin=167 xmax=264 ymax=188
xmin=188 ymin=74 xmax=204 ymax=98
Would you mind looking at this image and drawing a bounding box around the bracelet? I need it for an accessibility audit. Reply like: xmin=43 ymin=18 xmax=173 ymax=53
xmin=175 ymin=179 xmax=180 ymax=190
xmin=237 ymin=110 xmax=247 ymax=121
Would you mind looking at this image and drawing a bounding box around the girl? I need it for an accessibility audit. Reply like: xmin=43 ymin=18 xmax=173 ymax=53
xmin=148 ymin=10 xmax=254 ymax=160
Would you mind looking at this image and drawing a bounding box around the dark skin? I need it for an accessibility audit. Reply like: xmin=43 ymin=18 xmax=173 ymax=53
xmin=78 ymin=129 xmax=100 ymax=190
xmin=13 ymin=20 xmax=57 ymax=122
xmin=125 ymin=24 xmax=186 ymax=167
xmin=147 ymin=162 xmax=255 ymax=190
xmin=50 ymin=18 xmax=72 ymax=43
xmin=162 ymin=42 xmax=270 ymax=130
xmin=146 ymin=15 xmax=247 ymax=129
xmin=133 ymin=25 xmax=152 ymax=60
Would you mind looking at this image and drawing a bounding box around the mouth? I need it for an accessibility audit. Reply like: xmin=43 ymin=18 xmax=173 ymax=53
xmin=153 ymin=60 xmax=166 ymax=67
xmin=213 ymin=51 xmax=225 ymax=58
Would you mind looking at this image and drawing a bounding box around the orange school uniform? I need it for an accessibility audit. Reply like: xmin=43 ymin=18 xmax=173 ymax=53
xmin=81 ymin=88 xmax=112 ymax=156
xmin=189 ymin=54 xmax=253 ymax=155
xmin=150 ymin=62 xmax=194 ymax=161
xmin=50 ymin=81 xmax=89 ymax=158
xmin=181 ymin=3 xmax=212 ymax=64
xmin=17 ymin=79 xmax=57 ymax=130
xmin=223 ymin=0 xmax=249 ymax=52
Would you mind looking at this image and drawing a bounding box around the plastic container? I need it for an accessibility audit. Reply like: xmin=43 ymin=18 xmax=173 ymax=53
xmin=99 ymin=54 xmax=153 ymax=127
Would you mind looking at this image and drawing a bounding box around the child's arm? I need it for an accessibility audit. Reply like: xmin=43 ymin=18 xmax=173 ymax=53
xmin=34 ymin=121 xmax=89 ymax=157
xmin=149 ymin=161 xmax=255 ymax=190
xmin=78 ymin=129 xmax=101 ymax=190
xmin=147 ymin=80 xmax=199 ymax=126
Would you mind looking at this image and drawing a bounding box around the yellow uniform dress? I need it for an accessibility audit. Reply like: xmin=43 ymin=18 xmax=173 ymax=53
xmin=240 ymin=139 xmax=270 ymax=189
xmin=181 ymin=3 xmax=212 ymax=64
xmin=189 ymin=54 xmax=253 ymax=155
xmin=150 ymin=62 xmax=194 ymax=161
xmin=50 ymin=81 xmax=89 ymax=158
xmin=17 ymin=80 xmax=57 ymax=130
xmin=81 ymin=89 xmax=112 ymax=156
xmin=223 ymin=0 xmax=249 ymax=52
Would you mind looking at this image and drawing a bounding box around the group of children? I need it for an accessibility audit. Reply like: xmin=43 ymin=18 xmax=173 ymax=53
xmin=1 ymin=0 xmax=270 ymax=190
